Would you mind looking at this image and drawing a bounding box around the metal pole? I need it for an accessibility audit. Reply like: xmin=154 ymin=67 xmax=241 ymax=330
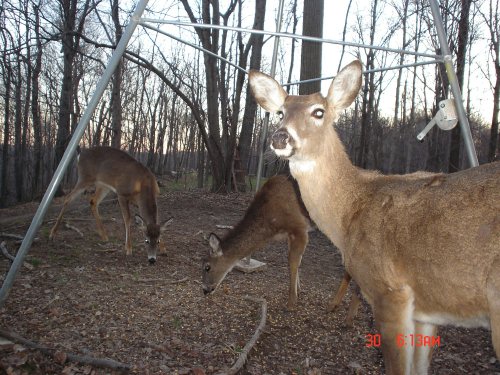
xmin=428 ymin=0 xmax=479 ymax=167
xmin=255 ymin=0 xmax=285 ymax=192
xmin=0 ymin=0 xmax=150 ymax=308
xmin=143 ymin=19 xmax=440 ymax=60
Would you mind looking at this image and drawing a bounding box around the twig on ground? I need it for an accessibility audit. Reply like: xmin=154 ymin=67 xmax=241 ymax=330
xmin=129 ymin=276 xmax=189 ymax=284
xmin=215 ymin=225 xmax=234 ymax=230
xmin=0 ymin=328 xmax=131 ymax=371
xmin=0 ymin=232 xmax=39 ymax=245
xmin=217 ymin=296 xmax=267 ymax=375
xmin=64 ymin=222 xmax=84 ymax=237
xmin=0 ymin=233 xmax=24 ymax=240
xmin=0 ymin=241 xmax=34 ymax=270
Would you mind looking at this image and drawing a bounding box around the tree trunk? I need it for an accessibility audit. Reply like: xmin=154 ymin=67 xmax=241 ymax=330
xmin=490 ymin=65 xmax=500 ymax=161
xmin=0 ymin=50 xmax=12 ymax=207
xmin=238 ymin=0 xmax=266 ymax=180
xmin=286 ymin=0 xmax=299 ymax=93
xmin=357 ymin=0 xmax=378 ymax=168
xmin=449 ymin=0 xmax=471 ymax=172
xmin=110 ymin=0 xmax=123 ymax=149
xmin=299 ymin=0 xmax=324 ymax=95
xmin=14 ymin=55 xmax=24 ymax=202
xmin=485 ymin=1 xmax=500 ymax=162
xmin=54 ymin=0 xmax=91 ymax=194
xmin=31 ymin=3 xmax=43 ymax=197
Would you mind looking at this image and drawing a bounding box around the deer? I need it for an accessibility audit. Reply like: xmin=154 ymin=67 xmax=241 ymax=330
xmin=202 ymin=173 xmax=363 ymax=318
xmin=249 ymin=60 xmax=500 ymax=374
xmin=202 ymin=174 xmax=310 ymax=311
xmin=49 ymin=146 xmax=173 ymax=264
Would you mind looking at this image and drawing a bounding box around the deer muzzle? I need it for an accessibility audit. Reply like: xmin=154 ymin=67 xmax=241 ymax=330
xmin=203 ymin=285 xmax=215 ymax=295
xmin=271 ymin=129 xmax=289 ymax=150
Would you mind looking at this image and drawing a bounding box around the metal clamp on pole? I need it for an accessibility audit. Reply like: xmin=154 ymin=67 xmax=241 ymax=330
xmin=416 ymin=98 xmax=458 ymax=142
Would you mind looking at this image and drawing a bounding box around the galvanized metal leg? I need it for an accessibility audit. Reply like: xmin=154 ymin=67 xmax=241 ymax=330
xmin=0 ymin=0 xmax=150 ymax=308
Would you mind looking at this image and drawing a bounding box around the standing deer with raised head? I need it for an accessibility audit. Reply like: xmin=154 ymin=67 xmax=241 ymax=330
xmin=49 ymin=146 xmax=173 ymax=264
xmin=249 ymin=60 xmax=500 ymax=374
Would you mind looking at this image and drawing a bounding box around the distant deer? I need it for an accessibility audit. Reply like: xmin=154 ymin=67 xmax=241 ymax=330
xmin=250 ymin=60 xmax=500 ymax=374
xmin=49 ymin=146 xmax=173 ymax=264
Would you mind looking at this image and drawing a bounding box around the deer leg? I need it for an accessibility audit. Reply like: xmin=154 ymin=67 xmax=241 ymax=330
xmin=412 ymin=322 xmax=437 ymax=375
xmin=117 ymin=196 xmax=132 ymax=255
xmin=327 ymin=271 xmax=352 ymax=312
xmin=345 ymin=283 xmax=362 ymax=327
xmin=89 ymin=185 xmax=110 ymax=241
xmin=373 ymin=285 xmax=415 ymax=375
xmin=486 ymin=256 xmax=500 ymax=360
xmin=286 ymin=230 xmax=308 ymax=310
xmin=49 ymin=181 xmax=89 ymax=240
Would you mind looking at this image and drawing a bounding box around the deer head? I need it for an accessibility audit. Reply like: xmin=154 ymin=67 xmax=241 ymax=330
xmin=249 ymin=60 xmax=362 ymax=171
xmin=135 ymin=215 xmax=173 ymax=264
xmin=201 ymin=233 xmax=235 ymax=295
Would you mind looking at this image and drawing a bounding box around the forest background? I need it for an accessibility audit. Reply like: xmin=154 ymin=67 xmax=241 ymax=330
xmin=0 ymin=0 xmax=499 ymax=207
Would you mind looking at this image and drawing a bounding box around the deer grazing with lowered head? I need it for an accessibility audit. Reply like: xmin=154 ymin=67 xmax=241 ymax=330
xmin=249 ymin=60 xmax=500 ymax=374
xmin=202 ymin=175 xmax=310 ymax=310
xmin=50 ymin=146 xmax=173 ymax=264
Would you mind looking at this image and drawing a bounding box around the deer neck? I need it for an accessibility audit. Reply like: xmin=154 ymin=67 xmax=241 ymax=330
xmin=221 ymin=218 xmax=273 ymax=262
xmin=289 ymin=130 xmax=364 ymax=252
xmin=137 ymin=183 xmax=159 ymax=225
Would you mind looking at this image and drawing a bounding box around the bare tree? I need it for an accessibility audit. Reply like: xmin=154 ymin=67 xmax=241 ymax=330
xmin=299 ymin=0 xmax=324 ymax=95
xmin=356 ymin=0 xmax=378 ymax=168
xmin=238 ymin=0 xmax=267 ymax=186
xmin=53 ymin=0 xmax=94 ymax=185
xmin=0 ymin=27 xmax=13 ymax=207
xmin=31 ymin=1 xmax=44 ymax=197
xmin=110 ymin=0 xmax=123 ymax=148
xmin=449 ymin=0 xmax=472 ymax=172
xmin=479 ymin=0 xmax=500 ymax=161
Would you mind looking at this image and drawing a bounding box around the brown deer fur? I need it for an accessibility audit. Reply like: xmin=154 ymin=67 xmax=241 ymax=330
xmin=249 ymin=60 xmax=500 ymax=374
xmin=50 ymin=146 xmax=172 ymax=263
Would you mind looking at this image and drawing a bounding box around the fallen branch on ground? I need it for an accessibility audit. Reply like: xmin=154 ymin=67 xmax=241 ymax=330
xmin=64 ymin=222 xmax=84 ymax=237
xmin=0 ymin=328 xmax=131 ymax=371
xmin=0 ymin=241 xmax=34 ymax=270
xmin=0 ymin=233 xmax=24 ymax=240
xmin=217 ymin=296 xmax=267 ymax=375
xmin=215 ymin=225 xmax=234 ymax=230
xmin=0 ymin=232 xmax=39 ymax=245
xmin=124 ymin=276 xmax=189 ymax=284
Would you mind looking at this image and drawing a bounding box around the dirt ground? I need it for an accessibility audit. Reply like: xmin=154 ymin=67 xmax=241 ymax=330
xmin=0 ymin=186 xmax=499 ymax=375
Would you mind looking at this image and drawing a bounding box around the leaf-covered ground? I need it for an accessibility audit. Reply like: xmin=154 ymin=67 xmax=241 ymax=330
xmin=0 ymin=188 xmax=499 ymax=374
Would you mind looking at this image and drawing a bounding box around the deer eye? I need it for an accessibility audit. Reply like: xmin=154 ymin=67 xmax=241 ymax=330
xmin=144 ymin=239 xmax=150 ymax=244
xmin=312 ymin=108 xmax=324 ymax=119
xmin=276 ymin=111 xmax=284 ymax=120
xmin=204 ymin=264 xmax=211 ymax=272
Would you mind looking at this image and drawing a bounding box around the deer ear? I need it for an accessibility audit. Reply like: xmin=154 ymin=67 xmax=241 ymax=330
xmin=135 ymin=214 xmax=145 ymax=228
xmin=161 ymin=217 xmax=174 ymax=232
xmin=249 ymin=70 xmax=287 ymax=112
xmin=208 ymin=233 xmax=223 ymax=258
xmin=327 ymin=60 xmax=363 ymax=111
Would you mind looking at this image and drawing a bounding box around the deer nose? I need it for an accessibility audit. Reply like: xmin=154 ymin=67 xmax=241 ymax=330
xmin=148 ymin=257 xmax=156 ymax=265
xmin=203 ymin=286 xmax=214 ymax=295
xmin=272 ymin=129 xmax=289 ymax=149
